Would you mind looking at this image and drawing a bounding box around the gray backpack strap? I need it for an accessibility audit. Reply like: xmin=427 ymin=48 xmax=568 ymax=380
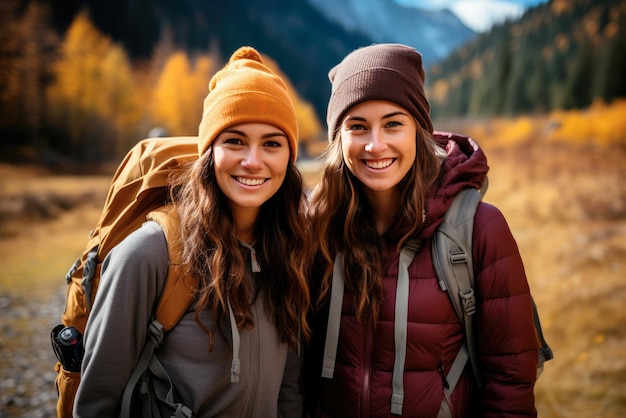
xmin=120 ymin=320 xmax=164 ymax=418
xmin=391 ymin=239 xmax=420 ymax=416
xmin=321 ymin=253 xmax=345 ymax=378
xmin=432 ymin=188 xmax=484 ymax=391
xmin=444 ymin=343 xmax=469 ymax=396
xmin=322 ymin=245 xmax=421 ymax=416
xmin=533 ymin=298 xmax=554 ymax=377
xmin=120 ymin=318 xmax=194 ymax=418
xmin=147 ymin=355 xmax=193 ymax=418
xmin=437 ymin=343 xmax=470 ymax=418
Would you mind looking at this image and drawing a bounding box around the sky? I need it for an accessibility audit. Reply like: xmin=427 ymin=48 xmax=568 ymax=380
xmin=394 ymin=0 xmax=548 ymax=32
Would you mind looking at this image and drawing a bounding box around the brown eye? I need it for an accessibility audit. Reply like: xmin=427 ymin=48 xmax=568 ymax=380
xmin=347 ymin=123 xmax=366 ymax=131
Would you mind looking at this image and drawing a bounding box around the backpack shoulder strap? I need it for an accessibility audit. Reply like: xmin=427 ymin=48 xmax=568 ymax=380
xmin=147 ymin=205 xmax=196 ymax=331
xmin=533 ymin=298 xmax=554 ymax=377
xmin=323 ymin=242 xmax=421 ymax=417
xmin=432 ymin=187 xmax=484 ymax=390
xmin=120 ymin=204 xmax=196 ymax=418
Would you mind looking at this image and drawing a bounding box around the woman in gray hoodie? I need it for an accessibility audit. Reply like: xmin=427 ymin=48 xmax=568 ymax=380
xmin=74 ymin=46 xmax=310 ymax=417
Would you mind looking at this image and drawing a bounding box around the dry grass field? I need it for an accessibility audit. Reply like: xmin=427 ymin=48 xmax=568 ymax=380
xmin=441 ymin=116 xmax=626 ymax=418
xmin=0 ymin=115 xmax=625 ymax=416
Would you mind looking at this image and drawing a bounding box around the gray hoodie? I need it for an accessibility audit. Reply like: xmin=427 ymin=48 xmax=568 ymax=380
xmin=74 ymin=221 xmax=303 ymax=417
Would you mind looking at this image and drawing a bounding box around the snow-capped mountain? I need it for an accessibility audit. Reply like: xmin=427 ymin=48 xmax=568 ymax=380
xmin=306 ymin=0 xmax=476 ymax=64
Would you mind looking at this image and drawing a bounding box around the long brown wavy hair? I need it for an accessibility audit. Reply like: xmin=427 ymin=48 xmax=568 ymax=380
xmin=308 ymin=125 xmax=442 ymax=324
xmin=170 ymin=148 xmax=311 ymax=350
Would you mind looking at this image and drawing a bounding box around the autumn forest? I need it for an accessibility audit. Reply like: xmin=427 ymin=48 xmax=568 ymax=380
xmin=0 ymin=3 xmax=324 ymax=166
xmin=2 ymin=0 xmax=626 ymax=168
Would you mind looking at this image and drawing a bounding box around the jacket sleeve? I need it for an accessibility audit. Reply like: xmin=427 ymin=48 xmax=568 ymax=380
xmin=473 ymin=203 xmax=538 ymax=417
xmin=73 ymin=222 xmax=169 ymax=417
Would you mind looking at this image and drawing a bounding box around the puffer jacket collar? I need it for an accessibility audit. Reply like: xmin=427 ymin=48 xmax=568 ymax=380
xmin=422 ymin=131 xmax=488 ymax=240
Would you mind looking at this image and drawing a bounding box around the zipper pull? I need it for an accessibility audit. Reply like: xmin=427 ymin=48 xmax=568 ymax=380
xmin=240 ymin=241 xmax=261 ymax=272
xmin=250 ymin=249 xmax=261 ymax=272
xmin=439 ymin=361 xmax=450 ymax=390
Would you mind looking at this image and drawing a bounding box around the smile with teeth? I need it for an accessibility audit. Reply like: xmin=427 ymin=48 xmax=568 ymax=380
xmin=364 ymin=158 xmax=394 ymax=169
xmin=235 ymin=176 xmax=266 ymax=186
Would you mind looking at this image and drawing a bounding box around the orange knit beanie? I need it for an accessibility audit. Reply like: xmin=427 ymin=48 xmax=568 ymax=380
xmin=198 ymin=46 xmax=299 ymax=161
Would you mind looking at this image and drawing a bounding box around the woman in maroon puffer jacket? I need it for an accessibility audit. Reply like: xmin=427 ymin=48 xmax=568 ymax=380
xmin=304 ymin=43 xmax=539 ymax=417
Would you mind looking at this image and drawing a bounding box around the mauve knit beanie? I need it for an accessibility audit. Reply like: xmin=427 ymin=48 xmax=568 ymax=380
xmin=198 ymin=46 xmax=299 ymax=161
xmin=326 ymin=43 xmax=433 ymax=140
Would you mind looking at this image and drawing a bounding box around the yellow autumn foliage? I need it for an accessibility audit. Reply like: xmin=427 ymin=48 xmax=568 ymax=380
xmin=150 ymin=52 xmax=215 ymax=136
xmin=47 ymin=12 xmax=110 ymax=143
xmin=47 ymin=12 xmax=143 ymax=155
xmin=43 ymin=14 xmax=325 ymax=159
xmin=547 ymin=99 xmax=626 ymax=145
xmin=441 ymin=99 xmax=626 ymax=148
xmin=100 ymin=47 xmax=143 ymax=140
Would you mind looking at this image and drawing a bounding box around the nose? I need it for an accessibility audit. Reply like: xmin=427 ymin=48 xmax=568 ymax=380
xmin=241 ymin=145 xmax=262 ymax=170
xmin=364 ymin=129 xmax=387 ymax=154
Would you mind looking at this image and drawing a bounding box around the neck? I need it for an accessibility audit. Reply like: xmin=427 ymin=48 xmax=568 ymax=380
xmin=365 ymin=188 xmax=401 ymax=235
xmin=238 ymin=228 xmax=254 ymax=245
xmin=232 ymin=207 xmax=258 ymax=245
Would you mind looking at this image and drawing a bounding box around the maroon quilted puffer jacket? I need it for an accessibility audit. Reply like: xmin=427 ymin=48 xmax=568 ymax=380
xmin=304 ymin=133 xmax=538 ymax=418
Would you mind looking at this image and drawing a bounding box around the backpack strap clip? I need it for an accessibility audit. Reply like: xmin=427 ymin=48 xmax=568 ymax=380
xmin=460 ymin=288 xmax=476 ymax=316
xmin=65 ymin=256 xmax=81 ymax=284
xmin=81 ymin=247 xmax=99 ymax=311
xmin=149 ymin=320 xmax=165 ymax=347
xmin=449 ymin=250 xmax=467 ymax=264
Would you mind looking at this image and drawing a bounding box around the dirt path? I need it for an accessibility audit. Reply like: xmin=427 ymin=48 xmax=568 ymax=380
xmin=0 ymin=204 xmax=105 ymax=417
xmin=0 ymin=284 xmax=65 ymax=417
xmin=0 ymin=168 xmax=106 ymax=417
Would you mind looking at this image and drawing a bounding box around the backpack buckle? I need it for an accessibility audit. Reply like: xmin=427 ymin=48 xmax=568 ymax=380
xmin=65 ymin=257 xmax=81 ymax=284
xmin=149 ymin=320 xmax=165 ymax=346
xmin=460 ymin=288 xmax=476 ymax=316
xmin=405 ymin=239 xmax=421 ymax=253
xmin=450 ymin=250 xmax=467 ymax=264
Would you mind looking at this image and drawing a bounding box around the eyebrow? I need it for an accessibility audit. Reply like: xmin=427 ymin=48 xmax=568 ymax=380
xmin=222 ymin=129 xmax=287 ymax=139
xmin=344 ymin=111 xmax=409 ymax=121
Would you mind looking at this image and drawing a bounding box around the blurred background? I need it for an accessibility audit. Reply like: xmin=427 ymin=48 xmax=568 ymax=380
xmin=0 ymin=0 xmax=625 ymax=416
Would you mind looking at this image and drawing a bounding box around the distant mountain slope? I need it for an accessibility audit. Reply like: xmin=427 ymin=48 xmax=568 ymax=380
xmin=43 ymin=0 xmax=478 ymax=121
xmin=306 ymin=0 xmax=476 ymax=64
xmin=426 ymin=0 xmax=626 ymax=118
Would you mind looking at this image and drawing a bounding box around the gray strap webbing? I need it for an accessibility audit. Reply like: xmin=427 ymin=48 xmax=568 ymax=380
xmin=120 ymin=320 xmax=193 ymax=417
xmin=227 ymin=299 xmax=241 ymax=383
xmin=81 ymin=247 xmax=99 ymax=311
xmin=432 ymin=188 xmax=483 ymax=390
xmin=390 ymin=241 xmax=419 ymax=415
xmin=436 ymin=344 xmax=470 ymax=418
xmin=120 ymin=303 xmax=240 ymax=417
xmin=444 ymin=343 xmax=469 ymax=397
xmin=120 ymin=320 xmax=166 ymax=418
xmin=321 ymin=247 xmax=420 ymax=416
xmin=321 ymin=253 xmax=344 ymax=378
xmin=148 ymin=355 xmax=193 ymax=418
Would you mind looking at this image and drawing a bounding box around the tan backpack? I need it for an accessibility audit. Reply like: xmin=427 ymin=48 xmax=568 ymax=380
xmin=52 ymin=136 xmax=199 ymax=417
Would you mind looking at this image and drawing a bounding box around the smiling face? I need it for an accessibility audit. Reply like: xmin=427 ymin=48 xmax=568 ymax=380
xmin=340 ymin=100 xmax=417 ymax=200
xmin=212 ymin=122 xmax=291 ymax=224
